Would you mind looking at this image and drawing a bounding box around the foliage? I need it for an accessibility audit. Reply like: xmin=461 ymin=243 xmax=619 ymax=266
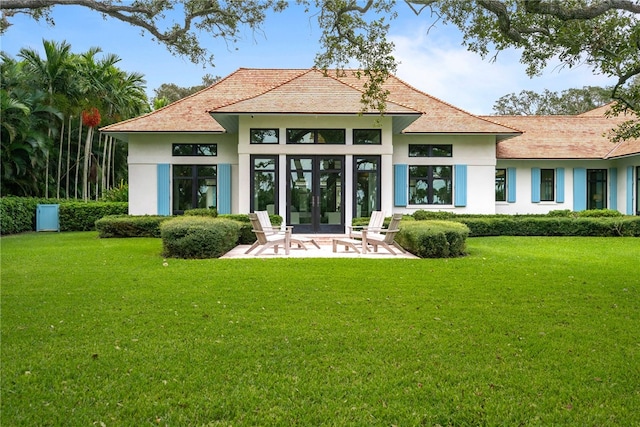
xmin=219 ymin=213 xmax=282 ymax=244
xmin=95 ymin=214 xmax=171 ymax=238
xmin=183 ymin=207 xmax=218 ymax=217
xmin=493 ymin=86 xmax=613 ymax=115
xmin=0 ymin=196 xmax=42 ymax=234
xmin=100 ymin=182 xmax=128 ymax=202
xmin=0 ymin=40 xmax=148 ymax=198
xmin=2 ymin=233 xmax=639 ymax=425
xmin=58 ymin=201 xmax=128 ymax=231
xmin=151 ymin=74 xmax=220 ymax=107
xmin=396 ymin=220 xmax=469 ymax=258
xmin=160 ymin=216 xmax=242 ymax=259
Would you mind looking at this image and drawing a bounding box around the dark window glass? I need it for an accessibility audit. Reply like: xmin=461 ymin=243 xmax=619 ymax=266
xmin=287 ymin=129 xmax=345 ymax=144
xmin=409 ymin=144 xmax=452 ymax=157
xmin=251 ymin=156 xmax=278 ymax=213
xmin=172 ymin=144 xmax=217 ymax=156
xmin=540 ymin=169 xmax=555 ymax=201
xmin=250 ymin=129 xmax=279 ymax=144
xmin=587 ymin=169 xmax=607 ymax=210
xmin=172 ymin=165 xmax=216 ymax=214
xmin=495 ymin=168 xmax=506 ymax=202
xmin=409 ymin=165 xmax=452 ymax=205
xmin=354 ymin=156 xmax=380 ymax=218
xmin=353 ymin=129 xmax=381 ymax=145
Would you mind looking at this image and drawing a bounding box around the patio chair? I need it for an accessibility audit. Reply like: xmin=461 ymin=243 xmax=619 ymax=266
xmin=245 ymin=213 xmax=291 ymax=255
xmin=347 ymin=211 xmax=385 ymax=240
xmin=245 ymin=211 xmax=320 ymax=254
xmin=361 ymin=213 xmax=406 ymax=255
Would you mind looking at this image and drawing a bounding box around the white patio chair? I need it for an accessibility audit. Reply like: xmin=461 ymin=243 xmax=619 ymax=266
xmin=361 ymin=213 xmax=406 ymax=255
xmin=245 ymin=213 xmax=291 ymax=255
xmin=347 ymin=211 xmax=385 ymax=240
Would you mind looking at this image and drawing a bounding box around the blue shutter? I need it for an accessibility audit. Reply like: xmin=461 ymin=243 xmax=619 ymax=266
xmin=627 ymin=166 xmax=634 ymax=215
xmin=454 ymin=164 xmax=467 ymax=207
xmin=507 ymin=167 xmax=517 ymax=203
xmin=394 ymin=164 xmax=408 ymax=207
xmin=218 ymin=163 xmax=232 ymax=214
xmin=609 ymin=168 xmax=618 ymax=211
xmin=573 ymin=168 xmax=587 ymax=211
xmin=157 ymin=164 xmax=171 ymax=216
xmin=531 ymin=168 xmax=541 ymax=203
xmin=556 ymin=168 xmax=565 ymax=203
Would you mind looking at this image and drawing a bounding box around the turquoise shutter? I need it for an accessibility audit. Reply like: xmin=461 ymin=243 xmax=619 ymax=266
xmin=394 ymin=164 xmax=408 ymax=207
xmin=556 ymin=168 xmax=565 ymax=203
xmin=507 ymin=167 xmax=516 ymax=203
xmin=627 ymin=166 xmax=634 ymax=215
xmin=218 ymin=163 xmax=231 ymax=214
xmin=609 ymin=168 xmax=617 ymax=211
xmin=454 ymin=164 xmax=467 ymax=207
xmin=157 ymin=164 xmax=171 ymax=216
xmin=531 ymin=168 xmax=541 ymax=203
xmin=573 ymin=168 xmax=587 ymax=211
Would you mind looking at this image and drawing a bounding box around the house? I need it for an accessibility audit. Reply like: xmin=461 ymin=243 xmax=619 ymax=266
xmin=101 ymin=68 xmax=640 ymax=233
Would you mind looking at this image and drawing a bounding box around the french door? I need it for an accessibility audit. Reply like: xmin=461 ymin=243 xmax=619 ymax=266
xmin=287 ymin=156 xmax=344 ymax=233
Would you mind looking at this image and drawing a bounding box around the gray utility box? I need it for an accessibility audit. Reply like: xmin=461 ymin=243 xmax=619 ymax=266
xmin=36 ymin=204 xmax=60 ymax=232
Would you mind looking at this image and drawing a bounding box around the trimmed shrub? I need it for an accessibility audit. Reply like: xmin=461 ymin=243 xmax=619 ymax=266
xmin=96 ymin=215 xmax=171 ymax=238
xmin=412 ymin=210 xmax=456 ymax=221
xmin=219 ymin=213 xmax=282 ymax=244
xmin=184 ymin=208 xmax=218 ymax=217
xmin=396 ymin=220 xmax=469 ymax=258
xmin=577 ymin=209 xmax=623 ymax=218
xmin=160 ymin=216 xmax=242 ymax=259
xmin=59 ymin=202 xmax=128 ymax=231
xmin=0 ymin=197 xmax=41 ymax=235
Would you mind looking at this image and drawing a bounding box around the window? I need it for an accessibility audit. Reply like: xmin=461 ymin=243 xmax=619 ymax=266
xmin=250 ymin=156 xmax=278 ymax=213
xmin=250 ymin=129 xmax=279 ymax=144
xmin=172 ymin=165 xmax=216 ymax=214
xmin=495 ymin=169 xmax=507 ymax=202
xmin=540 ymin=169 xmax=555 ymax=201
xmin=409 ymin=144 xmax=452 ymax=157
xmin=353 ymin=129 xmax=381 ymax=145
xmin=587 ymin=169 xmax=607 ymax=210
xmin=287 ymin=129 xmax=345 ymax=144
xmin=353 ymin=156 xmax=381 ymax=217
xmin=172 ymin=144 xmax=217 ymax=156
xmin=409 ymin=165 xmax=452 ymax=205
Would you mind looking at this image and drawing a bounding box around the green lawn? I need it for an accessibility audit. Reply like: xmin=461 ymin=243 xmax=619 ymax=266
xmin=1 ymin=232 xmax=639 ymax=426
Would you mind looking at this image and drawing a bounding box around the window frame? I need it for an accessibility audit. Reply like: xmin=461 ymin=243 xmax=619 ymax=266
xmin=286 ymin=128 xmax=346 ymax=144
xmin=495 ymin=168 xmax=507 ymax=202
xmin=353 ymin=156 xmax=381 ymax=218
xmin=172 ymin=164 xmax=217 ymax=215
xmin=250 ymin=128 xmax=280 ymax=144
xmin=408 ymin=144 xmax=453 ymax=158
xmin=353 ymin=129 xmax=382 ymax=145
xmin=172 ymin=143 xmax=217 ymax=156
xmin=408 ymin=165 xmax=453 ymax=205
xmin=540 ymin=168 xmax=555 ymax=202
xmin=250 ymin=155 xmax=279 ymax=213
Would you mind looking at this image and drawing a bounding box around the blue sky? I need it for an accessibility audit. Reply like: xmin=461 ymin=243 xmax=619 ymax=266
xmin=1 ymin=3 xmax=614 ymax=115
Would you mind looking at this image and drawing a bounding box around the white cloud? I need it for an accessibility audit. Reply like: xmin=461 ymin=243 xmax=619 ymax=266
xmin=389 ymin=25 xmax=615 ymax=115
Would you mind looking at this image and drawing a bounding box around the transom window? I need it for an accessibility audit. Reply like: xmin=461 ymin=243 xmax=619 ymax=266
xmin=250 ymin=129 xmax=279 ymax=144
xmin=353 ymin=129 xmax=381 ymax=145
xmin=172 ymin=144 xmax=217 ymax=156
xmin=287 ymin=129 xmax=345 ymax=144
xmin=409 ymin=165 xmax=452 ymax=205
xmin=409 ymin=144 xmax=452 ymax=157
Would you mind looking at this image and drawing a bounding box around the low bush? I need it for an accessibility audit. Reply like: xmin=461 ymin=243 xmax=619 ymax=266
xmin=0 ymin=197 xmax=42 ymax=235
xmin=160 ymin=216 xmax=242 ymax=259
xmin=577 ymin=208 xmax=623 ymax=217
xmin=184 ymin=208 xmax=218 ymax=217
xmin=396 ymin=220 xmax=469 ymax=258
xmin=59 ymin=202 xmax=128 ymax=231
xmin=95 ymin=215 xmax=171 ymax=238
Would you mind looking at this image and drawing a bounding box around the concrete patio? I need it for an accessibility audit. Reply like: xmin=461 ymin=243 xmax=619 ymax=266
xmin=220 ymin=235 xmax=418 ymax=259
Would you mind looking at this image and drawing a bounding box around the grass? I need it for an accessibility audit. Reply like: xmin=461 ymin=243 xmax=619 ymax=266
xmin=1 ymin=232 xmax=639 ymax=426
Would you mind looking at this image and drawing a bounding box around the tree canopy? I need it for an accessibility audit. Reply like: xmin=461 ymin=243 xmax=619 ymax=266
xmin=492 ymin=86 xmax=613 ymax=116
xmin=2 ymin=0 xmax=640 ymax=138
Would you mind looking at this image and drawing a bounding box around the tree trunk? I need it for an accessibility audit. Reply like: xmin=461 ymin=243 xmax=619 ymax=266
xmin=65 ymin=116 xmax=72 ymax=199
xmin=82 ymin=126 xmax=94 ymax=201
xmin=56 ymin=118 xmax=65 ymax=199
xmin=75 ymin=121 xmax=82 ymax=199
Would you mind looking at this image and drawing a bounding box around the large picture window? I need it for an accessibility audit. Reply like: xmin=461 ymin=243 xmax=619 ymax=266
xmin=250 ymin=156 xmax=278 ymax=213
xmin=172 ymin=144 xmax=217 ymax=156
xmin=172 ymin=165 xmax=216 ymax=214
xmin=409 ymin=165 xmax=452 ymax=205
xmin=287 ymin=129 xmax=345 ymax=144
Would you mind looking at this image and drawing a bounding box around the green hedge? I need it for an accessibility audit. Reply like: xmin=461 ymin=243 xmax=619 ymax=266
xmin=219 ymin=214 xmax=282 ymax=244
xmin=396 ymin=220 xmax=470 ymax=258
xmin=160 ymin=216 xmax=242 ymax=259
xmin=96 ymin=215 xmax=172 ymax=238
xmin=458 ymin=217 xmax=640 ymax=237
xmin=0 ymin=197 xmax=128 ymax=235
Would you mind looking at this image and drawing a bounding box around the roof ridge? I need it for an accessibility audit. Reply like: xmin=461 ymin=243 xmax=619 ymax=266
xmin=208 ymin=68 xmax=312 ymax=112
